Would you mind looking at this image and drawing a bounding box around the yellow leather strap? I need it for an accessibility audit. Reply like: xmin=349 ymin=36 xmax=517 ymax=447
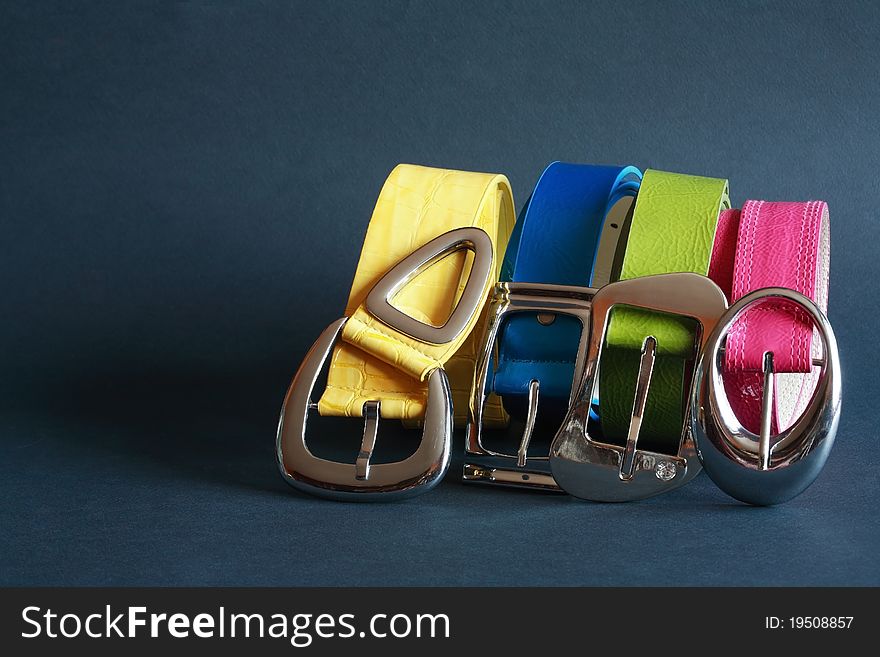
xmin=317 ymin=164 xmax=515 ymax=422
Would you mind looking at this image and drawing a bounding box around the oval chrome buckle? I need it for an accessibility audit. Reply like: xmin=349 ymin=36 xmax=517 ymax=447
xmin=548 ymin=273 xmax=729 ymax=502
xmin=465 ymin=282 xmax=597 ymax=491
xmin=276 ymin=227 xmax=493 ymax=501
xmin=690 ymin=288 xmax=841 ymax=505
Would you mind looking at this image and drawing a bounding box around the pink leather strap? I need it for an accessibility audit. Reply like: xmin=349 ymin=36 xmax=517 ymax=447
xmin=708 ymin=201 xmax=830 ymax=433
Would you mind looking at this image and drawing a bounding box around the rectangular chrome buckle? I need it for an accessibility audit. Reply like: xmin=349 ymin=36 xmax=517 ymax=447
xmin=276 ymin=227 xmax=493 ymax=501
xmin=465 ymin=281 xmax=597 ymax=491
xmin=549 ymin=272 xmax=729 ymax=502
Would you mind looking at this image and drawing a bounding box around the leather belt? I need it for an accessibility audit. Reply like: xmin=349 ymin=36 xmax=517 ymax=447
xmin=550 ymin=169 xmax=732 ymax=501
xmin=694 ymin=200 xmax=838 ymax=504
xmin=277 ymin=164 xmax=515 ymax=500
xmin=709 ymin=201 xmax=830 ymax=434
xmin=464 ymin=162 xmax=641 ymax=490
xmin=598 ymin=169 xmax=731 ymax=454
xmin=494 ymin=163 xmax=641 ymax=400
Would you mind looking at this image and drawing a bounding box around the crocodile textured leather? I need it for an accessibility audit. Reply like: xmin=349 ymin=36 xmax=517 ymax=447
xmin=599 ymin=169 xmax=730 ymax=452
xmin=317 ymin=164 xmax=515 ymax=422
xmin=708 ymin=201 xmax=830 ymax=434
xmin=493 ymin=162 xmax=641 ymax=401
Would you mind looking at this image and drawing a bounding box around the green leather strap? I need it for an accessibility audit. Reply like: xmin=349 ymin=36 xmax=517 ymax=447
xmin=599 ymin=169 xmax=730 ymax=452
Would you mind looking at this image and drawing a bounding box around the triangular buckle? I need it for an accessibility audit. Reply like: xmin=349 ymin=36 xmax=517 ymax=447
xmin=365 ymin=227 xmax=493 ymax=345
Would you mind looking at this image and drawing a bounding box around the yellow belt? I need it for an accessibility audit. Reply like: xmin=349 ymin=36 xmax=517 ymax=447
xmin=277 ymin=164 xmax=513 ymax=500
xmin=317 ymin=164 xmax=514 ymax=424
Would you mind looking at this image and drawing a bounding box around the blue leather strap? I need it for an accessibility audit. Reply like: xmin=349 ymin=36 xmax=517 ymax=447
xmin=493 ymin=162 xmax=642 ymax=405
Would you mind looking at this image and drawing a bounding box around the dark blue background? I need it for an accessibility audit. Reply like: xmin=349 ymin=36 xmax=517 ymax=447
xmin=2 ymin=1 xmax=877 ymax=585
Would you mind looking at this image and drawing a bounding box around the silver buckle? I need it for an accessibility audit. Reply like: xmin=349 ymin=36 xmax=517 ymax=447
xmin=690 ymin=287 xmax=841 ymax=505
xmin=276 ymin=227 xmax=493 ymax=500
xmin=549 ymin=272 xmax=729 ymax=502
xmin=365 ymin=227 xmax=494 ymax=344
xmin=465 ymin=282 xmax=596 ymax=491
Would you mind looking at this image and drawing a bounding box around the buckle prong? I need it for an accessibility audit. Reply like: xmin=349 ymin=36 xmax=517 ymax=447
xmin=759 ymin=352 xmax=775 ymax=471
xmin=517 ymin=380 xmax=540 ymax=468
xmin=621 ymin=336 xmax=657 ymax=480
xmin=356 ymin=401 xmax=381 ymax=480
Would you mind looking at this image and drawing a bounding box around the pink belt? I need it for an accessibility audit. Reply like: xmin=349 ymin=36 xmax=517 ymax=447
xmin=689 ymin=199 xmax=839 ymax=505
xmin=708 ymin=200 xmax=830 ymax=435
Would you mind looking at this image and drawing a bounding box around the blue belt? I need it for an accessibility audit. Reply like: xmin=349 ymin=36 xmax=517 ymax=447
xmin=493 ymin=162 xmax=642 ymax=404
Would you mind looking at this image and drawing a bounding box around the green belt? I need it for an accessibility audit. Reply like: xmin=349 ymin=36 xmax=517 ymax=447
xmin=599 ymin=169 xmax=730 ymax=452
